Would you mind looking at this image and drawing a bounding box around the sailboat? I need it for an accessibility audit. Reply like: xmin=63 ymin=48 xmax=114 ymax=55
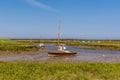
xmin=48 ymin=22 xmax=77 ymax=56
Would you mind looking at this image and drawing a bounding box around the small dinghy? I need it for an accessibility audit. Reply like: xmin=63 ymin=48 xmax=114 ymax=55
xmin=48 ymin=44 xmax=77 ymax=56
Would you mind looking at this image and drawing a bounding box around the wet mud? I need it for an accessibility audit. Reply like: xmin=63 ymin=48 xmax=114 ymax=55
xmin=0 ymin=44 xmax=120 ymax=63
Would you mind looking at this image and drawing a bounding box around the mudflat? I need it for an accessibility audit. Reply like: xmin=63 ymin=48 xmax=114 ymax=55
xmin=0 ymin=48 xmax=120 ymax=63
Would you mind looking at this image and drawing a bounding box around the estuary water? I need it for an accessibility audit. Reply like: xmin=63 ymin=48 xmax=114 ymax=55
xmin=45 ymin=44 xmax=120 ymax=55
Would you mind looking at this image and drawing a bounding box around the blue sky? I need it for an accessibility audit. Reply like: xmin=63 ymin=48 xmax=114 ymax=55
xmin=0 ymin=0 xmax=120 ymax=39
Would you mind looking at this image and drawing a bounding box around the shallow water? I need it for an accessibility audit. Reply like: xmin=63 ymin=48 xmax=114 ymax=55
xmin=0 ymin=44 xmax=120 ymax=63
xmin=45 ymin=44 xmax=120 ymax=55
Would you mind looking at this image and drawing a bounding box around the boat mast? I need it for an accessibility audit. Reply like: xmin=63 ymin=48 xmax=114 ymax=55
xmin=58 ymin=21 xmax=60 ymax=46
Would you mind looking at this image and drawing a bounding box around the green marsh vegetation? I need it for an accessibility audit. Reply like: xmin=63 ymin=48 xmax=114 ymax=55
xmin=0 ymin=62 xmax=120 ymax=80
xmin=0 ymin=39 xmax=36 ymax=51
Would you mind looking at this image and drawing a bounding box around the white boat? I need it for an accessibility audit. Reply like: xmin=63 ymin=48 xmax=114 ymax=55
xmin=39 ymin=43 xmax=44 ymax=47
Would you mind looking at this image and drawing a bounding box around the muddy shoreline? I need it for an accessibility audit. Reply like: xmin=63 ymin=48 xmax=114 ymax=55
xmin=0 ymin=47 xmax=120 ymax=63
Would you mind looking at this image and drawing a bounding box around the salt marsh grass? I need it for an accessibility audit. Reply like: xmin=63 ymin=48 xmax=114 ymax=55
xmin=0 ymin=62 xmax=120 ymax=80
xmin=0 ymin=39 xmax=36 ymax=51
